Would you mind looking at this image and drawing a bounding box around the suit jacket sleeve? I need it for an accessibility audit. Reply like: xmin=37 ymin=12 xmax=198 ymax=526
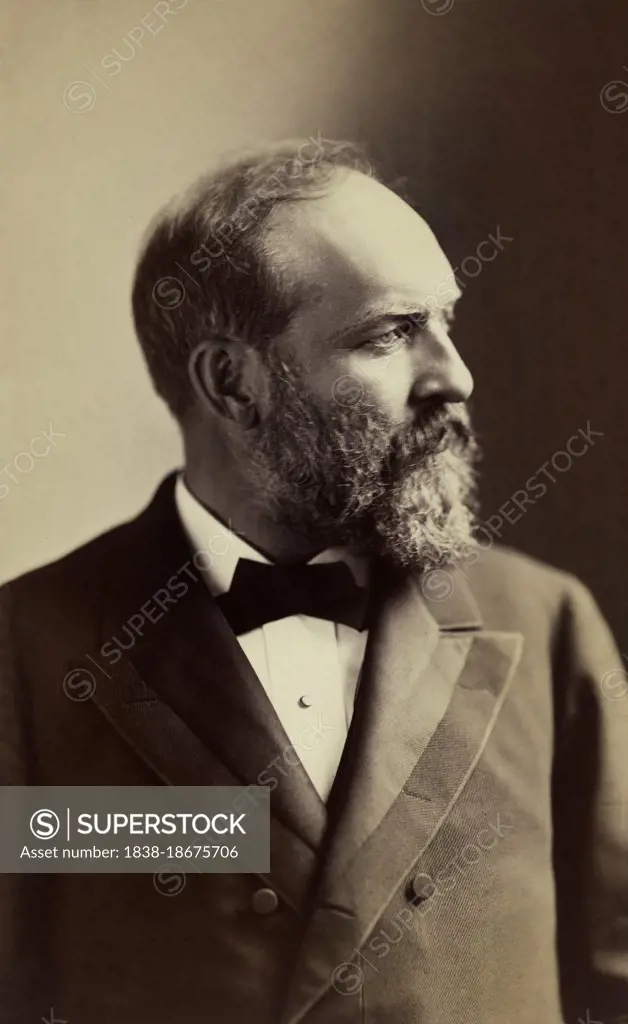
xmin=552 ymin=574 xmax=628 ymax=1023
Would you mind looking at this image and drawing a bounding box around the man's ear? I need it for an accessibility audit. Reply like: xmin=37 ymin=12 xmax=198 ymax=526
xmin=188 ymin=339 xmax=260 ymax=428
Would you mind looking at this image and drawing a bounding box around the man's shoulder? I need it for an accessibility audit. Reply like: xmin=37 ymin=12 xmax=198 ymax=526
xmin=0 ymin=514 xmax=140 ymax=622
xmin=1 ymin=476 xmax=174 ymax=612
xmin=456 ymin=543 xmax=591 ymax=627
xmin=465 ymin=542 xmax=576 ymax=589
xmin=12 ymin=509 xmax=138 ymax=581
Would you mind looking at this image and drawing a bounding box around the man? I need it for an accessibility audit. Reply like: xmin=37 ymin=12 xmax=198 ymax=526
xmin=1 ymin=139 xmax=627 ymax=1024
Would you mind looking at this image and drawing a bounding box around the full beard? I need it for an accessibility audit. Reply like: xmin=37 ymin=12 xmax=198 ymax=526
xmin=242 ymin=348 xmax=481 ymax=572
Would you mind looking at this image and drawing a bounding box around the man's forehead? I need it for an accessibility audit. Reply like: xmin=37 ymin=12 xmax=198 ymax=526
xmin=264 ymin=170 xmax=456 ymax=328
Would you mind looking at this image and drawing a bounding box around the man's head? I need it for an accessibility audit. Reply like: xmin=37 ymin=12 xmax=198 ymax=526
xmin=132 ymin=139 xmax=479 ymax=570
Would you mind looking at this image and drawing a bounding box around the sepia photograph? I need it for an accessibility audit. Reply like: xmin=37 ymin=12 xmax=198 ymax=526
xmin=1 ymin=1 xmax=628 ymax=1022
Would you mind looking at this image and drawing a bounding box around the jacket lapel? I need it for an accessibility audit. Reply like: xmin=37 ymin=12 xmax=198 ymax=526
xmin=280 ymin=562 xmax=524 ymax=1023
xmin=87 ymin=474 xmax=525 ymax=1018
xmin=90 ymin=474 xmax=326 ymax=911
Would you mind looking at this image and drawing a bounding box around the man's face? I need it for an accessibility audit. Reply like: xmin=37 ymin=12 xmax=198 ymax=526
xmin=245 ymin=169 xmax=479 ymax=570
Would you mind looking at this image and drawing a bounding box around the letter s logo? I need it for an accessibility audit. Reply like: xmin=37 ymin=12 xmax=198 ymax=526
xmin=30 ymin=809 xmax=60 ymax=839
xmin=600 ymin=79 xmax=628 ymax=114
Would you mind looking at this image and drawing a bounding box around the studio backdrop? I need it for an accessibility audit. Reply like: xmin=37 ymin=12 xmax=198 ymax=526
xmin=3 ymin=0 xmax=627 ymax=653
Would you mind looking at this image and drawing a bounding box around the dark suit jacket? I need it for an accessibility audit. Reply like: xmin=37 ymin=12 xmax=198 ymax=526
xmin=1 ymin=474 xmax=627 ymax=1024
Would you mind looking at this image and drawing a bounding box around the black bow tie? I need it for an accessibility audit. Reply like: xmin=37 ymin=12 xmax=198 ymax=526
xmin=214 ymin=558 xmax=370 ymax=635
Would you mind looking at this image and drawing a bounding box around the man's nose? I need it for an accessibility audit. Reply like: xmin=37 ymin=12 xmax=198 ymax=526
xmin=410 ymin=327 xmax=474 ymax=405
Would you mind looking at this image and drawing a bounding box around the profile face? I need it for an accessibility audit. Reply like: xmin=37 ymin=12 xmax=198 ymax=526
xmin=261 ymin=168 xmax=474 ymax=424
xmin=242 ymin=169 xmax=480 ymax=570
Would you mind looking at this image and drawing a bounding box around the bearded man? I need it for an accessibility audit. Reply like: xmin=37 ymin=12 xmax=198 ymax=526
xmin=1 ymin=140 xmax=627 ymax=1024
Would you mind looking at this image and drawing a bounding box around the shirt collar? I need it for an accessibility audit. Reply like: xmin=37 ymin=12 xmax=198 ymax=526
xmin=174 ymin=473 xmax=369 ymax=597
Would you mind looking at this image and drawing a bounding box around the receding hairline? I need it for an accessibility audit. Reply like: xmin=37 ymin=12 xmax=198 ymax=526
xmin=150 ymin=139 xmax=374 ymax=234
xmin=130 ymin=138 xmax=391 ymax=420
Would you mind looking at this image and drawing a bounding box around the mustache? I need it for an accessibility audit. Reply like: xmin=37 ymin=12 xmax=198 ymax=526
xmin=393 ymin=401 xmax=475 ymax=460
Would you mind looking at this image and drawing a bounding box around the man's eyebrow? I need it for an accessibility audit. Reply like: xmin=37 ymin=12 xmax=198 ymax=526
xmin=327 ymin=290 xmax=462 ymax=346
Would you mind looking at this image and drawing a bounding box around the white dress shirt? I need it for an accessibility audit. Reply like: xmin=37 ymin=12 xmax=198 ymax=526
xmin=174 ymin=475 xmax=370 ymax=802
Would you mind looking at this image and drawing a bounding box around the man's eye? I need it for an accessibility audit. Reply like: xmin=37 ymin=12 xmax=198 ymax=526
xmin=370 ymin=326 xmax=410 ymax=347
xmin=357 ymin=310 xmax=443 ymax=351
xmin=363 ymin=322 xmax=418 ymax=349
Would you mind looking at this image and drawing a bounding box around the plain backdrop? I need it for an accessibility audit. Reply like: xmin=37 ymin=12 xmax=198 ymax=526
xmin=2 ymin=0 xmax=627 ymax=654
